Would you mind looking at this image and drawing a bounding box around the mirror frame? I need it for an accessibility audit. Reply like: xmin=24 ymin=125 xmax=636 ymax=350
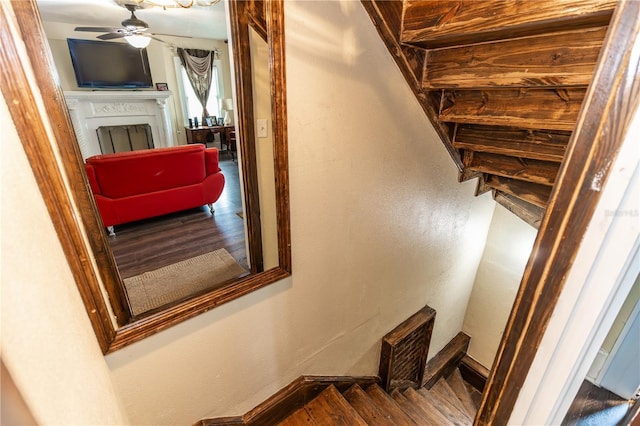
xmin=1 ymin=0 xmax=291 ymax=354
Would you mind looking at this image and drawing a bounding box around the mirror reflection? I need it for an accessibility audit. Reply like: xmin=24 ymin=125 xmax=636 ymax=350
xmin=35 ymin=0 xmax=275 ymax=317
xmin=249 ymin=25 xmax=278 ymax=270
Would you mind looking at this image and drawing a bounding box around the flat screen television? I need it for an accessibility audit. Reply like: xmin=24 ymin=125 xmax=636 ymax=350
xmin=67 ymin=38 xmax=153 ymax=89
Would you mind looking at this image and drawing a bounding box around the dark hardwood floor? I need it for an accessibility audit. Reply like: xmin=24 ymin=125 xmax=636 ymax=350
xmin=562 ymin=380 xmax=634 ymax=426
xmin=108 ymin=150 xmax=248 ymax=279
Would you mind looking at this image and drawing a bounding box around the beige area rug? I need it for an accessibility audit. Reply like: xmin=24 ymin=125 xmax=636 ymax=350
xmin=124 ymin=248 xmax=246 ymax=316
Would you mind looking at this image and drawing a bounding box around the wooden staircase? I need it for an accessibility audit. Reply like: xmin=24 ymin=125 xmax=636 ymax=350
xmin=279 ymin=368 xmax=481 ymax=425
xmin=362 ymin=0 xmax=618 ymax=227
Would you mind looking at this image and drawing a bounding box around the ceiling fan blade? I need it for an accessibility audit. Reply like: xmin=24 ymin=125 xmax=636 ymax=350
xmin=75 ymin=26 xmax=117 ymax=33
xmin=97 ymin=33 xmax=126 ymax=40
xmin=149 ymin=36 xmax=167 ymax=44
xmin=150 ymin=32 xmax=194 ymax=39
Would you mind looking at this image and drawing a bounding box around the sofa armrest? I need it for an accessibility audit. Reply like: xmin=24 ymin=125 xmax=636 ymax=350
xmin=204 ymin=148 xmax=221 ymax=175
xmin=84 ymin=163 xmax=102 ymax=195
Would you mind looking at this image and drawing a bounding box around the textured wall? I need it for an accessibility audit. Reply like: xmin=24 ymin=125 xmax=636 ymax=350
xmin=1 ymin=97 xmax=128 ymax=425
xmin=463 ymin=205 xmax=537 ymax=368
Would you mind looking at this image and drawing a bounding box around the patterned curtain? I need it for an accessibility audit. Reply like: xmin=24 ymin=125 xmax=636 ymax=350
xmin=177 ymin=48 xmax=215 ymax=122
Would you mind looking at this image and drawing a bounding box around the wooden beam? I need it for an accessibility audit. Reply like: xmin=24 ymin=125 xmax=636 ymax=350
xmin=477 ymin=0 xmax=640 ymax=423
xmin=485 ymin=175 xmax=552 ymax=208
xmin=439 ymin=88 xmax=586 ymax=131
xmin=424 ymin=27 xmax=606 ymax=89
xmin=422 ymin=332 xmax=470 ymax=389
xmin=401 ymin=0 xmax=615 ymax=49
xmin=474 ymin=174 xmax=493 ymax=196
xmin=464 ymin=152 xmax=559 ymax=186
xmin=453 ymin=125 xmax=569 ymax=162
xmin=493 ymin=191 xmax=544 ymax=229
xmin=459 ymin=355 xmax=490 ymax=393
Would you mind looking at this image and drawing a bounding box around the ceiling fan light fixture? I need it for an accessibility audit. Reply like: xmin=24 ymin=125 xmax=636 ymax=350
xmin=125 ymin=34 xmax=151 ymax=48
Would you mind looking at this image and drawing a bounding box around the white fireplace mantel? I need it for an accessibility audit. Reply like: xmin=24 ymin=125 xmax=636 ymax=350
xmin=64 ymin=90 xmax=176 ymax=159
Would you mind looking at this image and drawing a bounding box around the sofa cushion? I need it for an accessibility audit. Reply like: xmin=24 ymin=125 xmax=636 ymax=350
xmin=86 ymin=145 xmax=207 ymax=199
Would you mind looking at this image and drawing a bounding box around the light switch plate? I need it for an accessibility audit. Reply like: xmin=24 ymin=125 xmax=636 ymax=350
xmin=257 ymin=119 xmax=268 ymax=138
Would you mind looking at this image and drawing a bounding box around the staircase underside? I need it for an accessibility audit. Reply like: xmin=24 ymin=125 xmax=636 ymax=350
xmin=362 ymin=0 xmax=617 ymax=227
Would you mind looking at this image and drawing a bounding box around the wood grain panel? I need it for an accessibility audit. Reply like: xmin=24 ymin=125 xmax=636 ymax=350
xmin=422 ymin=332 xmax=470 ymax=389
xmin=493 ymin=191 xmax=544 ymax=229
xmin=446 ymin=369 xmax=478 ymax=419
xmin=343 ymin=385 xmax=392 ymax=425
xmin=365 ymin=384 xmax=417 ymax=426
xmin=401 ymin=0 xmax=615 ymax=48
xmin=453 ymin=124 xmax=569 ymax=162
xmin=464 ymin=152 xmax=559 ymax=186
xmin=459 ymin=355 xmax=489 ymax=393
xmin=371 ymin=0 xmax=403 ymax=37
xmin=305 ymin=386 xmax=367 ymax=425
xmin=485 ymin=175 xmax=552 ymax=208
xmin=440 ymin=88 xmax=586 ymax=130
xmin=477 ymin=1 xmax=640 ymax=420
xmin=424 ymin=27 xmax=606 ymax=89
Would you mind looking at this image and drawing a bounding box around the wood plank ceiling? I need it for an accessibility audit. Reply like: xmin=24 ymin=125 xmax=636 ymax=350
xmin=362 ymin=0 xmax=617 ymax=227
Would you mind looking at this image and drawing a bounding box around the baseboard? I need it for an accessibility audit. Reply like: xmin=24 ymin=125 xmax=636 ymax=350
xmin=421 ymin=332 xmax=470 ymax=389
xmin=459 ymin=354 xmax=489 ymax=393
xmin=197 ymin=375 xmax=379 ymax=426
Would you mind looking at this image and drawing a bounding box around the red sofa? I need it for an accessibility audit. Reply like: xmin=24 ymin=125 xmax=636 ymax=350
xmin=85 ymin=144 xmax=225 ymax=235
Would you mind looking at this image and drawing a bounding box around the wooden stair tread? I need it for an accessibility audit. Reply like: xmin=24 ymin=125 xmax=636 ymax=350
xmin=343 ymin=384 xmax=395 ymax=425
xmin=432 ymin=379 xmax=473 ymax=420
xmin=464 ymin=382 xmax=484 ymax=411
xmin=400 ymin=0 xmax=615 ymax=48
xmin=391 ymin=389 xmax=434 ymax=425
xmin=365 ymin=384 xmax=417 ymax=425
xmin=278 ymin=407 xmax=317 ymax=426
xmin=439 ymin=88 xmax=586 ymax=131
xmin=417 ymin=385 xmax=472 ymax=426
xmin=464 ymin=151 xmax=559 ymax=186
xmin=423 ymin=26 xmax=605 ymax=89
xmin=446 ymin=369 xmax=479 ymax=419
xmin=404 ymin=387 xmax=457 ymax=426
xmin=453 ymin=124 xmax=568 ymax=163
xmin=484 ymin=175 xmax=552 ymax=209
xmin=494 ymin=191 xmax=545 ymax=229
xmin=304 ymin=385 xmax=367 ymax=426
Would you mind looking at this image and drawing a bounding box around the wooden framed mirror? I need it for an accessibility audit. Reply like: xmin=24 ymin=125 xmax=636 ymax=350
xmin=1 ymin=0 xmax=290 ymax=354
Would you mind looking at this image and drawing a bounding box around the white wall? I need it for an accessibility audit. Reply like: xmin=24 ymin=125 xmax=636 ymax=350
xmin=1 ymin=97 xmax=128 ymax=425
xmin=463 ymin=205 xmax=538 ymax=368
xmin=103 ymin=2 xmax=494 ymax=424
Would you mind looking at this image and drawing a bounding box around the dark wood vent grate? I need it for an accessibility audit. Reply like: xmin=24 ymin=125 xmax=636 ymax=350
xmin=378 ymin=305 xmax=436 ymax=392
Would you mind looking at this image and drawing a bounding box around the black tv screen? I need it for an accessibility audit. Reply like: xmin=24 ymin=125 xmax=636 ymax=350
xmin=67 ymin=38 xmax=153 ymax=89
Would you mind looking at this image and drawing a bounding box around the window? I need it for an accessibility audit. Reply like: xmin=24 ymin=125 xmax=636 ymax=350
xmin=179 ymin=65 xmax=220 ymax=120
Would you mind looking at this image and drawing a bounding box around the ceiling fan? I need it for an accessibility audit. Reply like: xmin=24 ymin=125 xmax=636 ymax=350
xmin=74 ymin=3 xmax=190 ymax=48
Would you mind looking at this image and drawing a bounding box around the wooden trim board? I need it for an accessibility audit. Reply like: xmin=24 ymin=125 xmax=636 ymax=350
xmin=198 ymin=376 xmax=379 ymax=426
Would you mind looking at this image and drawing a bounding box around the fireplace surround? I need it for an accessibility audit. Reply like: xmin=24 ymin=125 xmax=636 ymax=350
xmin=64 ymin=90 xmax=176 ymax=159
